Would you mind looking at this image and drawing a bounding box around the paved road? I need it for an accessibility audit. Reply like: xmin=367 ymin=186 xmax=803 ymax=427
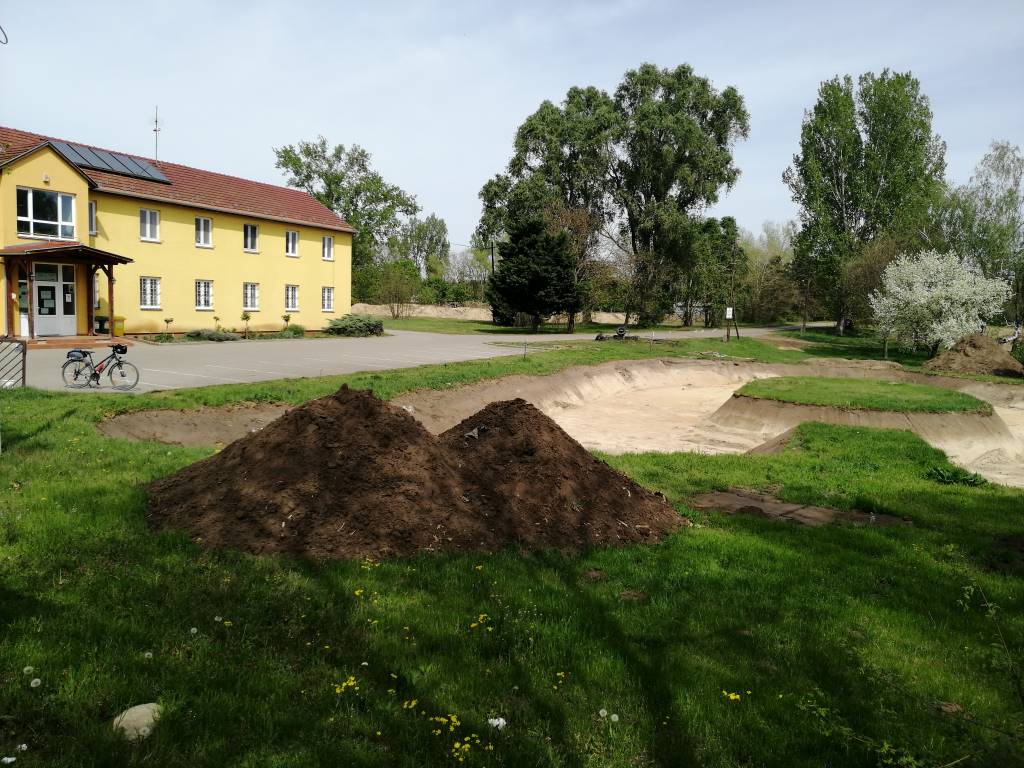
xmin=26 ymin=325 xmax=803 ymax=393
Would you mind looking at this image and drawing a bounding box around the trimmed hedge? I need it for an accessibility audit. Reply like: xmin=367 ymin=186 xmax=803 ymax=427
xmin=325 ymin=314 xmax=385 ymax=337
xmin=185 ymin=328 xmax=241 ymax=342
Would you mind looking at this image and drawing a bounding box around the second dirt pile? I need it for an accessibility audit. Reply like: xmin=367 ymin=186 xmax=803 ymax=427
xmin=147 ymin=386 xmax=685 ymax=558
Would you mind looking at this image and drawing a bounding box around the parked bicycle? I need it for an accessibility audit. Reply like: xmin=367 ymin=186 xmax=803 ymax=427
xmin=61 ymin=344 xmax=139 ymax=391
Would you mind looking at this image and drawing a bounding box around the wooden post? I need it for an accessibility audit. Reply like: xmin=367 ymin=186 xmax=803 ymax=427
xmin=102 ymin=264 xmax=115 ymax=339
xmin=3 ymin=257 xmax=13 ymax=338
xmin=86 ymin=264 xmax=96 ymax=336
xmin=26 ymin=260 xmax=36 ymax=340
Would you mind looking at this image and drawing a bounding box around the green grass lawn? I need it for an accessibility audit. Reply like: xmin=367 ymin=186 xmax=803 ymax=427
xmin=1 ymin=341 xmax=1023 ymax=766
xmin=737 ymin=376 xmax=993 ymax=414
xmin=378 ymin=316 xmax=685 ymax=335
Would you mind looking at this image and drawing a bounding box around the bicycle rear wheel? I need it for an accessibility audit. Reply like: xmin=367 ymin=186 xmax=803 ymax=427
xmin=62 ymin=360 xmax=92 ymax=388
xmin=108 ymin=361 xmax=139 ymax=390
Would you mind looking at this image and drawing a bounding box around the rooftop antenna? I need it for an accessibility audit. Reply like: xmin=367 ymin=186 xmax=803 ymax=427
xmin=152 ymin=106 xmax=161 ymax=160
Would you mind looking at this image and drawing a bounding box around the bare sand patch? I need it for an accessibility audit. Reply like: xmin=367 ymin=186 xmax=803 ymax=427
xmin=98 ymin=403 xmax=292 ymax=447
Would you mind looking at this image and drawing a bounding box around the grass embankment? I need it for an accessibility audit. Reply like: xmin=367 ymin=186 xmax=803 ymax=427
xmin=738 ymin=376 xmax=993 ymax=414
xmin=378 ymin=316 xmax=684 ymax=335
xmin=1 ymin=340 xmax=1023 ymax=766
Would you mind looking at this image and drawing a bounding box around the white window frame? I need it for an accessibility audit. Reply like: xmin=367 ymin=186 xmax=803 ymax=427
xmin=243 ymin=223 xmax=259 ymax=252
xmin=285 ymin=230 xmax=299 ymax=257
xmin=284 ymin=284 xmax=299 ymax=312
xmin=321 ymin=286 xmax=334 ymax=312
xmin=322 ymin=235 xmax=334 ymax=261
xmin=16 ymin=187 xmax=76 ymax=240
xmin=93 ymin=273 xmax=101 ymax=309
xmin=140 ymin=208 xmax=160 ymax=242
xmin=88 ymin=201 xmax=97 ymax=235
xmin=242 ymin=282 xmax=260 ymax=311
xmin=195 ymin=279 xmax=214 ymax=310
xmin=139 ymin=276 xmax=161 ymax=310
xmin=195 ymin=216 xmax=213 ymax=248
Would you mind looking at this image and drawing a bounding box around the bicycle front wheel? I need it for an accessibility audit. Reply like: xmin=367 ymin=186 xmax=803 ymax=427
xmin=62 ymin=359 xmax=92 ymax=388
xmin=108 ymin=361 xmax=139 ymax=390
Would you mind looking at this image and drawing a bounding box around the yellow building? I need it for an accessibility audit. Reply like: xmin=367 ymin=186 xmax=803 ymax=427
xmin=0 ymin=126 xmax=353 ymax=338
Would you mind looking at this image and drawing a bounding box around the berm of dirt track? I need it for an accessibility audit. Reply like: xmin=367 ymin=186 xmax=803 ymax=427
xmin=146 ymin=385 xmax=686 ymax=558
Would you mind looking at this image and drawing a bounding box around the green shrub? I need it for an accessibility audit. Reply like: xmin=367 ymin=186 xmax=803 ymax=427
xmin=279 ymin=324 xmax=306 ymax=338
xmin=1012 ymin=340 xmax=1024 ymax=367
xmin=185 ymin=328 xmax=240 ymax=342
xmin=925 ymin=465 xmax=987 ymax=486
xmin=325 ymin=314 xmax=385 ymax=337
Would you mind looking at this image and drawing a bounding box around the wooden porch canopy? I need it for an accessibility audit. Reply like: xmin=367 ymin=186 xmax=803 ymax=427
xmin=1 ymin=241 xmax=133 ymax=340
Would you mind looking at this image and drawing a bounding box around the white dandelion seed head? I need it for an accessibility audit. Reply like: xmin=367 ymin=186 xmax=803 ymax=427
xmin=22 ymin=667 xmax=33 ymax=676
xmin=598 ymin=708 xmax=608 ymax=718
xmin=360 ymin=661 xmax=369 ymax=666
xmin=1 ymin=756 xmax=16 ymax=764
xmin=29 ymin=678 xmax=41 ymax=688
xmin=190 ymin=627 xmax=198 ymax=635
xmin=143 ymin=651 xmax=153 ymax=660
xmin=610 ymin=714 xmax=619 ymax=723
xmin=214 ymin=616 xmax=222 ymax=622
xmin=487 ymin=717 xmax=507 ymax=730
xmin=14 ymin=746 xmax=26 ymax=752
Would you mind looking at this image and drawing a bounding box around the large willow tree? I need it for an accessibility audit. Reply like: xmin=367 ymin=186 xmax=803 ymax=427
xmin=478 ymin=63 xmax=749 ymax=326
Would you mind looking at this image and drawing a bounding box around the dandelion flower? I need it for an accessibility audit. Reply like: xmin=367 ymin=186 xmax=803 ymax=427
xmin=29 ymin=678 xmax=41 ymax=688
xmin=610 ymin=714 xmax=619 ymax=723
xmin=487 ymin=717 xmax=507 ymax=730
xmin=598 ymin=709 xmax=608 ymax=718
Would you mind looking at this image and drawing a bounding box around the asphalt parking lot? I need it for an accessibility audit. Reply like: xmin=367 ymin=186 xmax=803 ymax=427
xmin=25 ymin=325 xmax=800 ymax=393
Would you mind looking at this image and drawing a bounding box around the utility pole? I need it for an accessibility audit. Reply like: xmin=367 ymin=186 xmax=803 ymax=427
xmin=152 ymin=107 xmax=161 ymax=160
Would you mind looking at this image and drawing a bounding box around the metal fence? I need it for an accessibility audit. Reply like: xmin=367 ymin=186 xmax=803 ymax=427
xmin=0 ymin=339 xmax=27 ymax=388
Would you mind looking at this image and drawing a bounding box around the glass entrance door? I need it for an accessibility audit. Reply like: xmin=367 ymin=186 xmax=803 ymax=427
xmin=32 ymin=263 xmax=77 ymax=336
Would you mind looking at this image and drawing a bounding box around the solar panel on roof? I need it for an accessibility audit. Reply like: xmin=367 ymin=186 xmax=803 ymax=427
xmin=51 ymin=140 xmax=171 ymax=184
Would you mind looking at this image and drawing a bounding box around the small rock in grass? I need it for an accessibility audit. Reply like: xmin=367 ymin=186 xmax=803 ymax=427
xmin=935 ymin=701 xmax=963 ymax=716
xmin=619 ymin=589 xmax=647 ymax=602
xmin=582 ymin=569 xmax=606 ymax=582
xmin=112 ymin=702 xmax=163 ymax=741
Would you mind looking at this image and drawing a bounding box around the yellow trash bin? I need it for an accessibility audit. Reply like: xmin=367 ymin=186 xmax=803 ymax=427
xmin=112 ymin=316 xmax=126 ymax=337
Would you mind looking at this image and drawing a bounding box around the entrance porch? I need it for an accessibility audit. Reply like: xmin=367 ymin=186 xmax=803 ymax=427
xmin=1 ymin=241 xmax=133 ymax=340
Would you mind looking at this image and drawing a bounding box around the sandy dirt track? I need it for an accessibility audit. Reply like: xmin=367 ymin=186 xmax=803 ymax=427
xmin=100 ymin=356 xmax=1024 ymax=487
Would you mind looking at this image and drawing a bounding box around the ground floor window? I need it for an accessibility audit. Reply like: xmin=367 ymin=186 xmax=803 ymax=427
xmin=243 ymin=282 xmax=259 ymax=311
xmin=321 ymin=286 xmax=334 ymax=312
xmin=195 ymin=279 xmax=213 ymax=310
xmin=140 ymin=276 xmax=161 ymax=309
xmin=285 ymin=284 xmax=299 ymax=311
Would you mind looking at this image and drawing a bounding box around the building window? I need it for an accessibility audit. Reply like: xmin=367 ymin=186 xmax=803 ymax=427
xmin=285 ymin=230 xmax=299 ymax=257
xmin=321 ymin=286 xmax=334 ymax=312
xmin=285 ymin=284 xmax=299 ymax=311
xmin=243 ymin=223 xmax=259 ymax=252
xmin=195 ymin=216 xmax=213 ymax=247
xmin=139 ymin=208 xmax=160 ymax=241
xmin=322 ymin=235 xmax=334 ymax=261
xmin=139 ymin=276 xmax=161 ymax=309
xmin=195 ymin=279 xmax=214 ymax=310
xmin=88 ymin=201 xmax=97 ymax=235
xmin=93 ymin=273 xmax=101 ymax=309
xmin=16 ymin=187 xmax=75 ymax=239
xmin=243 ymin=282 xmax=260 ymax=311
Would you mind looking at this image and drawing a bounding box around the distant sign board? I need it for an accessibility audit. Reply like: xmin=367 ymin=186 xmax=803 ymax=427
xmin=725 ymin=307 xmax=734 ymax=320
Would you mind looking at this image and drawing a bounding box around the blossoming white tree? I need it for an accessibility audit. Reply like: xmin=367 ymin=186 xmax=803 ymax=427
xmin=869 ymin=250 xmax=1010 ymax=356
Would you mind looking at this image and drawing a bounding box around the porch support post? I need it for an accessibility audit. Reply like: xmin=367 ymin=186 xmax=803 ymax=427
xmin=101 ymin=264 xmax=115 ymax=339
xmin=3 ymin=257 xmax=13 ymax=338
xmin=26 ymin=260 xmax=36 ymax=340
xmin=86 ymin=264 xmax=96 ymax=336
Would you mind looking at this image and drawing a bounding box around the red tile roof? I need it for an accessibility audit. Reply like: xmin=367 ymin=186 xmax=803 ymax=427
xmin=0 ymin=126 xmax=354 ymax=233
xmin=0 ymin=240 xmax=133 ymax=264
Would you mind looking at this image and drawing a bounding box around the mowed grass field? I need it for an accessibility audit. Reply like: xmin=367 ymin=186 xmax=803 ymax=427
xmin=737 ymin=376 xmax=993 ymax=414
xmin=376 ymin=316 xmax=685 ymax=335
xmin=1 ymin=336 xmax=1023 ymax=766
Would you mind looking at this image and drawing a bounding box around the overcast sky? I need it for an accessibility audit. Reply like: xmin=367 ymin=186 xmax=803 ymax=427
xmin=3 ymin=1 xmax=1022 ymax=247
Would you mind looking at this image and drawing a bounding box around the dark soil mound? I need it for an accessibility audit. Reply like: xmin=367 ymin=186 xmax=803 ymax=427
xmin=922 ymin=334 xmax=1024 ymax=379
xmin=147 ymin=388 xmax=684 ymax=559
xmin=441 ymin=399 xmax=685 ymax=551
